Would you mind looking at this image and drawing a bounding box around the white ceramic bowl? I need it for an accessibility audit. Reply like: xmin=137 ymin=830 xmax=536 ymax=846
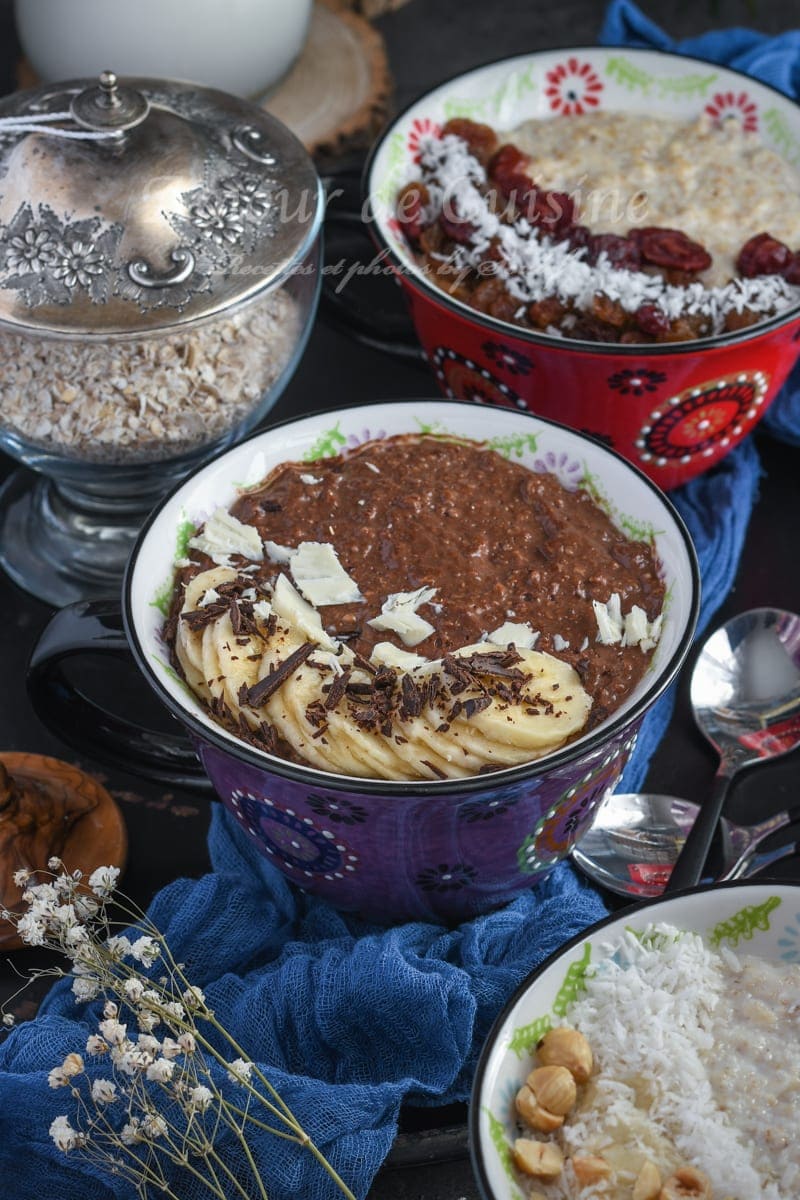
xmin=470 ymin=880 xmax=800 ymax=1199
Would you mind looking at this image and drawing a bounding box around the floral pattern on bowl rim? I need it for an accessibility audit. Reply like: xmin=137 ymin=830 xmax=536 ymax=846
xmin=470 ymin=882 xmax=800 ymax=1200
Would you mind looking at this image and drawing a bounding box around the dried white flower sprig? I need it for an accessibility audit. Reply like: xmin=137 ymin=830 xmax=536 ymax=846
xmin=1 ymin=860 xmax=356 ymax=1200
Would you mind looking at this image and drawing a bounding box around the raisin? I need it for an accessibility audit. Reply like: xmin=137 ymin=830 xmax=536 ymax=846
xmin=737 ymin=232 xmax=792 ymax=278
xmin=589 ymin=233 xmax=641 ymax=271
xmin=620 ymin=329 xmax=654 ymax=344
xmin=635 ymin=226 xmax=712 ymax=273
xmin=567 ymin=315 xmax=621 ymax=343
xmin=441 ymin=118 xmax=498 ymax=165
xmin=471 ymin=277 xmax=519 ymax=322
xmin=635 ymin=303 xmax=670 ymax=336
xmin=527 ymin=297 xmax=567 ymax=329
xmin=590 ymin=292 xmax=627 ymax=328
xmin=396 ymin=182 xmax=430 ymax=243
xmin=723 ymin=307 xmax=762 ymax=332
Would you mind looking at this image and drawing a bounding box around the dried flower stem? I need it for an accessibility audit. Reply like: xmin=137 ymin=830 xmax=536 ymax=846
xmin=1 ymin=864 xmax=357 ymax=1200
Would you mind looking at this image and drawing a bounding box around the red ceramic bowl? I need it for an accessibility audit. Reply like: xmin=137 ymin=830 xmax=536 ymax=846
xmin=365 ymin=47 xmax=800 ymax=489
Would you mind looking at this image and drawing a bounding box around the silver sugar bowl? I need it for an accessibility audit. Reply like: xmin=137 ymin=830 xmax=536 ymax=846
xmin=0 ymin=72 xmax=322 ymax=604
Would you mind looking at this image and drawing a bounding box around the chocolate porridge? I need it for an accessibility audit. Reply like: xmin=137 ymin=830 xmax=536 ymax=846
xmin=167 ymin=435 xmax=665 ymax=780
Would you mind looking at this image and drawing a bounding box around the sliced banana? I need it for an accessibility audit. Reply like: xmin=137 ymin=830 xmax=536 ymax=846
xmin=174 ymin=569 xmax=593 ymax=780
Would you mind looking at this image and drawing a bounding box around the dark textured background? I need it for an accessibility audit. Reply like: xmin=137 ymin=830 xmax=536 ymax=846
xmin=0 ymin=2 xmax=798 ymax=1197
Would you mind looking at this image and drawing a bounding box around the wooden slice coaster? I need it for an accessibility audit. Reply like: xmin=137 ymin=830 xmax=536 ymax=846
xmin=0 ymin=752 xmax=127 ymax=951
xmin=262 ymin=0 xmax=392 ymax=160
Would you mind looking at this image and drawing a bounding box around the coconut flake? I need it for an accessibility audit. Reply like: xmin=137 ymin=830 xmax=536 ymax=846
xmin=289 ymin=542 xmax=364 ymax=607
xmin=264 ymin=540 xmax=295 ymax=565
xmin=270 ymin=574 xmax=338 ymax=651
xmin=367 ymin=585 xmax=437 ymax=647
xmin=486 ymin=621 xmax=539 ymax=650
xmin=188 ymin=509 xmax=263 ymax=565
xmin=299 ymin=473 xmax=321 ymax=485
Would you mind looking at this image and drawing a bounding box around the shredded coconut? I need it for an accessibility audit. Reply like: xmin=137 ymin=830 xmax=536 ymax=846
xmin=415 ymin=133 xmax=800 ymax=335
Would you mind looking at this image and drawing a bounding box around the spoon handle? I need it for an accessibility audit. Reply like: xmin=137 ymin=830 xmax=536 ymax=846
xmin=665 ymin=767 xmax=733 ymax=892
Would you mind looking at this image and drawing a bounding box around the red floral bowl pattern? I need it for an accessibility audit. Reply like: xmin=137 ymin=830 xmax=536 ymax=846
xmin=365 ymin=47 xmax=800 ymax=489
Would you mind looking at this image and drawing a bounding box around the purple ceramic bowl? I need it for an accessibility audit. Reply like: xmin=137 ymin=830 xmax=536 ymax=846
xmin=31 ymin=401 xmax=700 ymax=923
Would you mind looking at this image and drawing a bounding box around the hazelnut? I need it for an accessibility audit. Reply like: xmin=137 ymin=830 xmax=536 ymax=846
xmin=659 ymin=1166 xmax=711 ymax=1200
xmin=572 ymin=1154 xmax=611 ymax=1186
xmin=536 ymin=1027 xmax=593 ymax=1083
xmin=526 ymin=1064 xmax=577 ymax=1115
xmin=515 ymin=1085 xmax=564 ymax=1133
xmin=512 ymin=1137 xmax=564 ymax=1180
xmin=634 ymin=1159 xmax=662 ymax=1200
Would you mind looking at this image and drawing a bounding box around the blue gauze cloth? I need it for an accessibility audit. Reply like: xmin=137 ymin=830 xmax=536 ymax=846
xmin=0 ymin=13 xmax=797 ymax=1198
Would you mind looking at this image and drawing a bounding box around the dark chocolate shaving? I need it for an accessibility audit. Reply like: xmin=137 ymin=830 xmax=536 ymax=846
xmin=420 ymin=759 xmax=446 ymax=779
xmin=400 ymin=673 xmax=423 ymax=719
xmin=245 ymin=642 xmax=317 ymax=708
xmin=324 ymin=668 xmax=350 ymax=711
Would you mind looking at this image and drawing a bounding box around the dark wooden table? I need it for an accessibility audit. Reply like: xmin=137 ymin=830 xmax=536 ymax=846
xmin=1 ymin=2 xmax=799 ymax=1197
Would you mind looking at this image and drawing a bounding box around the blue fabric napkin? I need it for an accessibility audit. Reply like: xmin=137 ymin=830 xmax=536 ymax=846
xmin=1 ymin=11 xmax=799 ymax=1199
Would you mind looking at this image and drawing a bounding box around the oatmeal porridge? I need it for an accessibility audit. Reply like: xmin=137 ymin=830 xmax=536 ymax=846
xmin=165 ymin=434 xmax=665 ymax=780
xmin=397 ymin=113 xmax=800 ymax=343
xmin=510 ymin=926 xmax=800 ymax=1199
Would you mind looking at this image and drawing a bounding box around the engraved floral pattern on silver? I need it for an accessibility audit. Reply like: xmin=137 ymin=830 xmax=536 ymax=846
xmin=189 ymin=198 xmax=246 ymax=247
xmin=219 ymin=176 xmax=271 ymax=221
xmin=0 ymin=88 xmax=284 ymax=314
xmin=51 ymin=239 xmax=104 ymax=288
xmin=0 ymin=204 xmax=121 ymax=307
xmin=6 ymin=226 xmax=57 ymax=274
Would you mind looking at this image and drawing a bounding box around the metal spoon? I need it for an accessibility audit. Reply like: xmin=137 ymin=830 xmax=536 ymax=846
xmin=571 ymin=791 xmax=800 ymax=898
xmin=665 ymin=607 xmax=800 ymax=892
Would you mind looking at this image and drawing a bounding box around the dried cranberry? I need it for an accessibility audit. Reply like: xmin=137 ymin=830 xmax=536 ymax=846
xmin=635 ymin=304 xmax=670 ymax=337
xmin=441 ymin=118 xmax=498 ymax=165
xmin=518 ymin=188 xmax=574 ymax=236
xmin=568 ymin=224 xmax=592 ymax=254
xmin=488 ymin=143 xmax=534 ymax=197
xmin=635 ymin=227 xmax=712 ymax=273
xmin=589 ymin=233 xmax=642 ymax=271
xmin=737 ymin=232 xmax=793 ymax=278
xmin=396 ymin=182 xmax=430 ymax=243
xmin=783 ymin=251 xmax=800 ymax=286
xmin=439 ymin=205 xmax=476 ymax=244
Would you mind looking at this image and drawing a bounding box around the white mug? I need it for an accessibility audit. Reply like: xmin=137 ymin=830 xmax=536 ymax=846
xmin=15 ymin=0 xmax=313 ymax=98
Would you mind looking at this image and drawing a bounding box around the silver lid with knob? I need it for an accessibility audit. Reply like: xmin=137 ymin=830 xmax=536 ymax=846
xmin=0 ymin=72 xmax=322 ymax=336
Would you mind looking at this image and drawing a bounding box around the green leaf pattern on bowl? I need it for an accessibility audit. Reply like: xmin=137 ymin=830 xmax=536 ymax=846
xmin=443 ymin=63 xmax=538 ymax=123
xmin=606 ymin=55 xmax=717 ymax=99
xmin=581 ymin=465 xmax=660 ymax=543
xmin=508 ymin=1013 xmax=553 ymax=1059
xmin=552 ymin=942 xmax=592 ymax=1016
xmin=485 ymin=431 xmax=540 ymax=459
xmin=150 ymin=510 xmax=195 ymax=613
xmin=303 ymin=421 xmax=348 ymax=462
xmin=708 ymin=895 xmax=782 ymax=948
xmin=485 ymin=1109 xmax=524 ymax=1200
xmin=762 ymin=107 xmax=800 ymax=168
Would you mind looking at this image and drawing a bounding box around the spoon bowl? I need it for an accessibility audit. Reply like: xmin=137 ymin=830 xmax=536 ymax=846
xmin=571 ymin=791 xmax=800 ymax=898
xmin=666 ymin=607 xmax=800 ymax=891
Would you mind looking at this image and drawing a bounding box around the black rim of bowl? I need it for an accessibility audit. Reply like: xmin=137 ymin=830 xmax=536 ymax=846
xmin=124 ymin=399 xmax=701 ymax=797
xmin=468 ymin=877 xmax=800 ymax=1200
xmin=363 ymin=44 xmax=800 ymax=357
